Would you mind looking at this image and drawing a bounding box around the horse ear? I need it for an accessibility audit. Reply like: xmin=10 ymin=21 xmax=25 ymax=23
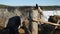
xmin=36 ymin=4 xmax=38 ymax=9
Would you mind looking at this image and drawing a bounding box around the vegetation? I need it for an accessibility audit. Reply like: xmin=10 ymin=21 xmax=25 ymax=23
xmin=0 ymin=4 xmax=7 ymax=8
xmin=0 ymin=4 xmax=60 ymax=11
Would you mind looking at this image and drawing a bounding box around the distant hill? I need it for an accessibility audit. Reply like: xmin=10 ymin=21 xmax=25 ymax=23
xmin=0 ymin=4 xmax=7 ymax=8
xmin=0 ymin=4 xmax=60 ymax=10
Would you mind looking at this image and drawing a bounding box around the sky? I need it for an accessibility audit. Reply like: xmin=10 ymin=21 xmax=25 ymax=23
xmin=0 ymin=0 xmax=60 ymax=6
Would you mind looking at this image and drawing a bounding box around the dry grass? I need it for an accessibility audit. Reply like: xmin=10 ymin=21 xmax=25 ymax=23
xmin=0 ymin=17 xmax=6 ymax=30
